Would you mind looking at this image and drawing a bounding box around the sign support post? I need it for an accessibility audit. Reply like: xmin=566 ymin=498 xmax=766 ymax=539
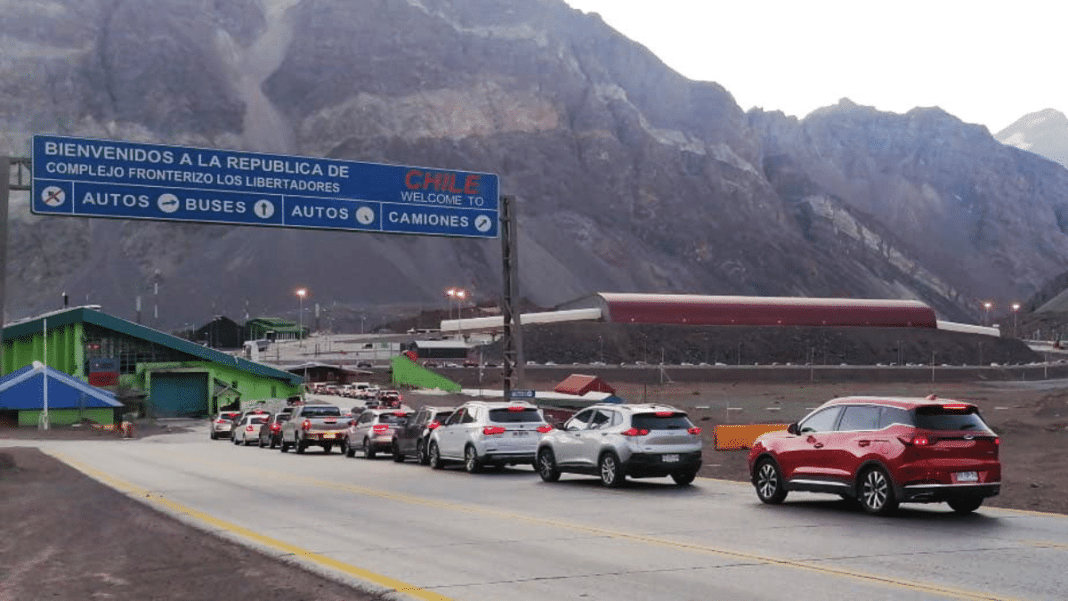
xmin=0 ymin=156 xmax=28 ymax=378
xmin=500 ymin=195 xmax=523 ymax=397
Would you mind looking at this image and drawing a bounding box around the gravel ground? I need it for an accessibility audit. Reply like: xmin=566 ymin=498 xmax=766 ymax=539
xmin=0 ymin=446 xmax=384 ymax=601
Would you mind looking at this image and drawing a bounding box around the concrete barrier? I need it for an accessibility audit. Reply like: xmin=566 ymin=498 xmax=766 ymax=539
xmin=714 ymin=423 xmax=790 ymax=450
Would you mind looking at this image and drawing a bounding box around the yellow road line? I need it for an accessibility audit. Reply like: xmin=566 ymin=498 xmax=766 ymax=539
xmin=169 ymin=451 xmax=1022 ymax=601
xmin=47 ymin=451 xmax=454 ymax=601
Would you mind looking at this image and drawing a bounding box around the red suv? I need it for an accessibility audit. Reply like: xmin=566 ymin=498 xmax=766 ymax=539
xmin=748 ymin=396 xmax=1000 ymax=515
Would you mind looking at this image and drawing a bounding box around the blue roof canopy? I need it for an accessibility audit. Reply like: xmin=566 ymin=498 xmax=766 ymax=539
xmin=0 ymin=362 xmax=122 ymax=410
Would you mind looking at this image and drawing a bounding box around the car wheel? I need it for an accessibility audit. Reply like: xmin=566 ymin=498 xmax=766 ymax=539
xmin=858 ymin=466 xmax=898 ymax=516
xmin=392 ymin=440 xmax=405 ymax=462
xmin=599 ymin=452 xmax=624 ymax=488
xmin=296 ymin=437 xmax=307 ymax=454
xmin=537 ymin=448 xmax=561 ymax=483
xmin=417 ymin=439 xmax=429 ymax=465
xmin=947 ymin=497 xmax=984 ymax=514
xmin=210 ymin=431 xmax=217 ymax=440
xmin=258 ymin=435 xmax=266 ymax=448
xmin=270 ymin=437 xmax=278 ymax=449
xmin=280 ymin=437 xmax=290 ymax=453
xmin=464 ymin=445 xmax=482 ymax=474
xmin=345 ymin=440 xmax=357 ymax=458
xmin=363 ymin=438 xmax=376 ymax=459
xmin=323 ymin=444 xmax=332 ymax=454
xmin=754 ymin=458 xmax=788 ymax=504
xmin=671 ymin=469 xmax=698 ymax=486
xmin=429 ymin=442 xmax=443 ymax=470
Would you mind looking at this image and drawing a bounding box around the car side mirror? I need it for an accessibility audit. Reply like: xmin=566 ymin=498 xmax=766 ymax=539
xmin=555 ymin=422 xmax=567 ymax=430
xmin=787 ymin=422 xmax=799 ymax=435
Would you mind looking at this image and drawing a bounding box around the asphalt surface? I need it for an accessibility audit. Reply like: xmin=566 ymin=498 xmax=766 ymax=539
xmin=16 ymin=422 xmax=1068 ymax=601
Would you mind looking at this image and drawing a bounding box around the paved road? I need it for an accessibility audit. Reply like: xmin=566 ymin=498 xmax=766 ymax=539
xmin=30 ymin=425 xmax=1068 ymax=601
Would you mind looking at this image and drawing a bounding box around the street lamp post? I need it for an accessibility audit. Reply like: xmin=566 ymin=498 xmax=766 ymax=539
xmin=445 ymin=287 xmax=468 ymax=338
xmin=296 ymin=288 xmax=307 ymax=345
xmin=983 ymin=301 xmax=993 ymax=327
xmin=1011 ymin=303 xmax=1021 ymax=338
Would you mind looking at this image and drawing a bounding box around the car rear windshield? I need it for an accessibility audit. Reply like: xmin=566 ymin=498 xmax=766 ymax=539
xmin=250 ymin=417 xmax=268 ymax=425
xmin=275 ymin=414 xmax=291 ymax=423
xmin=433 ymin=411 xmax=454 ymax=422
xmin=488 ymin=408 xmax=543 ymax=423
xmin=303 ymin=407 xmax=342 ymax=417
xmin=631 ymin=413 xmax=693 ymax=430
xmin=913 ymin=406 xmax=991 ymax=431
xmin=377 ymin=413 xmax=406 ymax=424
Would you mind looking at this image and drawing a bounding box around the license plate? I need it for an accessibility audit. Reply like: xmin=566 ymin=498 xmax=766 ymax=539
xmin=321 ymin=433 xmax=336 ymax=439
xmin=512 ymin=431 xmax=529 ymax=436
xmin=662 ymin=454 xmax=680 ymax=463
xmin=955 ymin=471 xmax=978 ymax=482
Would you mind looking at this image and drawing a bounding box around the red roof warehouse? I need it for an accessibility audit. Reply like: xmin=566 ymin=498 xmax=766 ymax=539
xmin=558 ymin=293 xmax=938 ymax=329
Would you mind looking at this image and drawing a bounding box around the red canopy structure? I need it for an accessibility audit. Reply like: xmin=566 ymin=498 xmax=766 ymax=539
xmin=553 ymin=374 xmax=617 ymax=396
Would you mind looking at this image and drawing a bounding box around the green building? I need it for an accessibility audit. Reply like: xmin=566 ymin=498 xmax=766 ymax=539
xmin=1 ymin=307 xmax=302 ymax=418
xmin=244 ymin=317 xmax=306 ymax=342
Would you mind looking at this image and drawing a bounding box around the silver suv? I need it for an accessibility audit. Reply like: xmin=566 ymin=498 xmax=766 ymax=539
xmin=343 ymin=408 xmax=410 ymax=459
xmin=536 ymin=404 xmax=703 ymax=487
xmin=427 ymin=401 xmax=552 ymax=473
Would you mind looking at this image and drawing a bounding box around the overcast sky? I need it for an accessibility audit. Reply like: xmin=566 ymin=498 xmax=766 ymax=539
xmin=563 ymin=0 xmax=1060 ymax=133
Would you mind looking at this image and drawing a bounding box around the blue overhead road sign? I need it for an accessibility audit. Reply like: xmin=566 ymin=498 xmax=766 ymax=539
xmin=31 ymin=135 xmax=499 ymax=238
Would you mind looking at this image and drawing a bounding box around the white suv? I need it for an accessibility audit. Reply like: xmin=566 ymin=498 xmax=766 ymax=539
xmin=536 ymin=404 xmax=703 ymax=487
xmin=427 ymin=401 xmax=552 ymax=473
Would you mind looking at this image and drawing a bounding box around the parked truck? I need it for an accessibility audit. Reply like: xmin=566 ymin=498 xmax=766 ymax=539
xmin=280 ymin=404 xmax=348 ymax=454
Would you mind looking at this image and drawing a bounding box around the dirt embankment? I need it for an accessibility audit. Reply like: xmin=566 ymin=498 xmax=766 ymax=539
xmin=0 ymin=446 xmax=382 ymax=601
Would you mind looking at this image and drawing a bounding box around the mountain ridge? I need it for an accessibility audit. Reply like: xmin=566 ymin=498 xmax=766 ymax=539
xmin=2 ymin=0 xmax=1067 ymax=332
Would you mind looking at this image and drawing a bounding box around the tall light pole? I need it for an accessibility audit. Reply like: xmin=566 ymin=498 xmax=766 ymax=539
xmin=445 ymin=287 xmax=467 ymax=337
xmin=983 ymin=301 xmax=992 ymax=326
xmin=1012 ymin=303 xmax=1021 ymax=338
xmin=296 ymin=288 xmax=307 ymax=345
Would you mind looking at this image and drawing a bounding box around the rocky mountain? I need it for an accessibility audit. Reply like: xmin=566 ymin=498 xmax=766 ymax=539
xmin=3 ymin=0 xmax=1068 ymax=332
xmin=996 ymin=109 xmax=1068 ymax=168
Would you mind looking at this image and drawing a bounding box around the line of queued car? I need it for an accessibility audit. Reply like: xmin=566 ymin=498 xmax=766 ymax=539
xmin=212 ymin=396 xmax=707 ymax=489
xmin=211 ymin=392 xmax=1003 ymax=515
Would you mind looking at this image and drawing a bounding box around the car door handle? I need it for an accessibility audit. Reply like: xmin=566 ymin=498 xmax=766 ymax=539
xmin=858 ymin=440 xmax=871 ymax=447
xmin=812 ymin=442 xmax=824 ymax=448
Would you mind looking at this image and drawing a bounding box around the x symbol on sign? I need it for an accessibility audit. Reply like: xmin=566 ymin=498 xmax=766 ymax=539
xmin=46 ymin=189 xmax=63 ymax=204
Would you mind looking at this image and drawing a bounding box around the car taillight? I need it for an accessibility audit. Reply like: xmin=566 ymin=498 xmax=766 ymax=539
xmin=215 ymin=419 xmax=226 ymax=424
xmin=656 ymin=411 xmax=673 ymax=417
xmin=270 ymin=424 xmax=281 ymax=432
xmin=622 ymin=428 xmax=649 ymax=436
xmin=483 ymin=426 xmax=507 ymax=435
xmin=246 ymin=425 xmax=255 ymax=432
xmin=508 ymin=406 xmax=525 ymax=412
xmin=899 ymin=434 xmax=930 ymax=446
xmin=994 ymin=437 xmax=1001 ymax=446
xmin=301 ymin=420 xmax=312 ymax=431
xmin=427 ymin=421 xmax=440 ymax=430
xmin=536 ymin=425 xmax=553 ymax=433
xmin=372 ymin=425 xmax=389 ymax=433
xmin=393 ymin=411 xmax=407 ymax=417
xmin=688 ymin=427 xmax=701 ymax=435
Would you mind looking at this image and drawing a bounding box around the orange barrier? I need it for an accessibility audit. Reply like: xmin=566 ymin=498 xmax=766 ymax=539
xmin=714 ymin=424 xmax=790 ymax=450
